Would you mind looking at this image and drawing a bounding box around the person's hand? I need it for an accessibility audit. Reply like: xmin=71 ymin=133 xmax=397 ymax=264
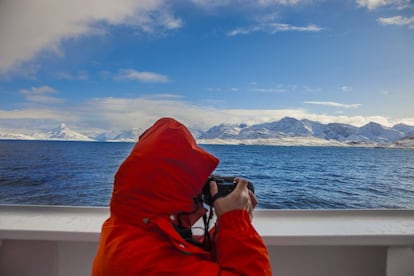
xmin=209 ymin=177 xmax=257 ymax=219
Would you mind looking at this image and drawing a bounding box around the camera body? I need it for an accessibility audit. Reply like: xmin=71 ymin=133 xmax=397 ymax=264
xmin=202 ymin=175 xmax=254 ymax=206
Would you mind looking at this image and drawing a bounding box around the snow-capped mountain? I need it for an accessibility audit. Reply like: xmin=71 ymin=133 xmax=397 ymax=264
xmin=0 ymin=124 xmax=143 ymax=142
xmin=358 ymin=122 xmax=403 ymax=143
xmin=0 ymin=124 xmax=93 ymax=141
xmin=1 ymin=118 xmax=414 ymax=147
xmin=314 ymin=122 xmax=359 ymax=141
xmin=251 ymin=117 xmax=312 ymax=136
xmin=392 ymin=135 xmax=414 ymax=148
xmin=93 ymin=130 xmax=120 ymax=142
xmin=197 ymin=117 xmax=414 ymax=146
xmin=94 ymin=129 xmax=142 ymax=142
xmin=199 ymin=123 xmax=246 ymax=139
xmin=393 ymin=123 xmax=414 ymax=136
xmin=44 ymin=123 xmax=93 ymax=141
xmin=111 ymin=128 xmax=142 ymax=142
xmin=0 ymin=132 xmax=35 ymax=140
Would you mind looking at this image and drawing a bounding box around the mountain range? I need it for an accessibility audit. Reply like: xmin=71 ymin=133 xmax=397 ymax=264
xmin=198 ymin=117 xmax=414 ymax=145
xmin=1 ymin=117 xmax=414 ymax=147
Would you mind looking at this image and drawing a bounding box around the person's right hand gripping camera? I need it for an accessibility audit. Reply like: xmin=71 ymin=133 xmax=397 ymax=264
xmin=209 ymin=177 xmax=257 ymax=220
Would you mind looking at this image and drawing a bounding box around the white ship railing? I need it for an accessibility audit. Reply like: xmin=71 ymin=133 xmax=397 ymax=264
xmin=1 ymin=205 xmax=413 ymax=276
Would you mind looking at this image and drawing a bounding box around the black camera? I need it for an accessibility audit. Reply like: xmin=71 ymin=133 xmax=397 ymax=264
xmin=202 ymin=175 xmax=254 ymax=206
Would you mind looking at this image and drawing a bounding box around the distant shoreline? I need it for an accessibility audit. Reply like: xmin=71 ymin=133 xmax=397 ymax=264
xmin=1 ymin=138 xmax=413 ymax=149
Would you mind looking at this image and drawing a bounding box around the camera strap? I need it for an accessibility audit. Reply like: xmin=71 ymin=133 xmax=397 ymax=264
xmin=172 ymin=223 xmax=200 ymax=246
xmin=175 ymin=196 xmax=214 ymax=251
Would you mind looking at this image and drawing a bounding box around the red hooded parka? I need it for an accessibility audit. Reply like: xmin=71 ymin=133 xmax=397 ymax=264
xmin=92 ymin=118 xmax=271 ymax=275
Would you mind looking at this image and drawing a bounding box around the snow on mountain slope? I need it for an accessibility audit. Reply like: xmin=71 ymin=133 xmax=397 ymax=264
xmin=197 ymin=136 xmax=346 ymax=147
xmin=390 ymin=135 xmax=414 ymax=148
xmin=111 ymin=128 xmax=142 ymax=142
xmin=0 ymin=132 xmax=35 ymax=140
xmin=393 ymin=123 xmax=414 ymax=137
xmin=358 ymin=122 xmax=403 ymax=143
xmin=198 ymin=123 xmax=245 ymax=139
xmin=197 ymin=117 xmax=411 ymax=145
xmin=45 ymin=123 xmax=93 ymax=141
xmin=318 ymin=123 xmax=360 ymax=141
xmin=252 ymin=117 xmax=311 ymax=136
xmin=1 ymin=117 xmax=414 ymax=147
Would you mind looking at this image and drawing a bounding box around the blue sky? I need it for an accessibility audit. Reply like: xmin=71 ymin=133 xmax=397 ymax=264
xmin=1 ymin=0 xmax=413 ymax=135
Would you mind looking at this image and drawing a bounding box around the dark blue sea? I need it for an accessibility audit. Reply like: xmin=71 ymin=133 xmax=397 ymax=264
xmin=0 ymin=140 xmax=413 ymax=209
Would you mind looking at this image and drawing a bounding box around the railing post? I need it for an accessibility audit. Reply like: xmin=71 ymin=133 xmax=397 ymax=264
xmin=386 ymin=246 xmax=414 ymax=276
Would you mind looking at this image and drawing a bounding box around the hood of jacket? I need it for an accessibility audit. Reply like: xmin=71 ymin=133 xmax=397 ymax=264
xmin=110 ymin=117 xmax=219 ymax=223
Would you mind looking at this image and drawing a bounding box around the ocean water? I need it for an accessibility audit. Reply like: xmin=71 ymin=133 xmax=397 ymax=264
xmin=0 ymin=140 xmax=413 ymax=209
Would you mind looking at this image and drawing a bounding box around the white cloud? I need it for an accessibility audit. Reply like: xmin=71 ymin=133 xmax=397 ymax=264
xmin=257 ymin=0 xmax=303 ymax=5
xmin=0 ymin=108 xmax=72 ymax=121
xmin=87 ymin=104 xmax=414 ymax=128
xmin=303 ymin=114 xmax=395 ymax=127
xmin=356 ymin=0 xmax=411 ymax=10
xmin=253 ymin=88 xmax=288 ymax=93
xmin=0 ymin=63 xmax=40 ymax=81
xmin=377 ymin=16 xmax=414 ymax=28
xmin=155 ymin=10 xmax=183 ymax=30
xmin=2 ymin=95 xmax=410 ymax=136
xmin=145 ymin=94 xmax=185 ymax=99
xmin=226 ymin=1 xmax=322 ymax=36
xmin=207 ymin=88 xmax=222 ymax=92
xmin=19 ymin=86 xmax=64 ymax=104
xmin=304 ymin=101 xmax=361 ymax=109
xmin=114 ymin=69 xmax=170 ymax=83
xmin=79 ymin=96 xmax=227 ymax=130
xmin=32 ymin=86 xmax=57 ymax=94
xmin=228 ymin=23 xmax=322 ymax=36
xmin=302 ymin=86 xmax=322 ymax=93
xmin=0 ymin=0 xmax=181 ymax=74
xmin=56 ymin=71 xmax=89 ymax=80
xmin=252 ymin=84 xmax=299 ymax=93
xmin=268 ymin=23 xmax=322 ymax=32
xmin=191 ymin=0 xmax=235 ymax=8
xmin=23 ymin=95 xmax=63 ymax=105
xmin=340 ymin=85 xmax=353 ymax=92
xmin=192 ymin=0 xmax=308 ymax=8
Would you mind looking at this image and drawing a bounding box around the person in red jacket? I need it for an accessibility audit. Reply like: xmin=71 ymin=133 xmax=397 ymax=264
xmin=92 ymin=117 xmax=271 ymax=275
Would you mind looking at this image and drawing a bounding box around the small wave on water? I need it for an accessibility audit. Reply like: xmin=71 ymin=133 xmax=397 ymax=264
xmin=1 ymin=141 xmax=414 ymax=209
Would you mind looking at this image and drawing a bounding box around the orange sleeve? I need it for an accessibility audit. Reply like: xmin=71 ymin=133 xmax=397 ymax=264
xmin=93 ymin=211 xmax=271 ymax=276
xmin=214 ymin=209 xmax=272 ymax=275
